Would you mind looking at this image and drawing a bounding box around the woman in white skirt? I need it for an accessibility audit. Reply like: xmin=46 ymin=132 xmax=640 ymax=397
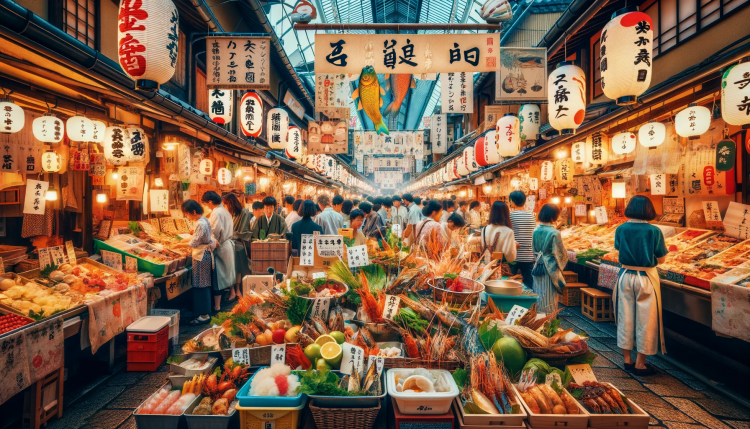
xmin=531 ymin=204 xmax=567 ymax=314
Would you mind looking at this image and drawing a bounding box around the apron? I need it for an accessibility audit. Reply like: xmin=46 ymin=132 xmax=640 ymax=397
xmin=213 ymin=238 xmax=234 ymax=291
xmin=615 ymin=264 xmax=666 ymax=354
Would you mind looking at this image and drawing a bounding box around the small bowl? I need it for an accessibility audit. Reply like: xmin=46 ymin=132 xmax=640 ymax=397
xmin=484 ymin=279 xmax=523 ymax=296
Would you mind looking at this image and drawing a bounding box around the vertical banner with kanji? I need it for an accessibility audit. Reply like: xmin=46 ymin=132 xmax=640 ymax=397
xmin=207 ymin=37 xmax=271 ymax=89
xmin=441 ymin=72 xmax=474 ymax=113
xmin=431 ymin=114 xmax=447 ymax=154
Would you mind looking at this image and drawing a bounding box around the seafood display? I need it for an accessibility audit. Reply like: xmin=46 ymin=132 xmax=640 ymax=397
xmin=517 ymin=383 xmax=580 ymax=415
xmin=137 ymin=385 xmax=196 ymax=415
xmin=248 ymin=363 xmax=301 ymax=397
xmin=568 ymin=381 xmax=631 ymax=414
xmin=190 ymin=363 xmax=249 ymax=415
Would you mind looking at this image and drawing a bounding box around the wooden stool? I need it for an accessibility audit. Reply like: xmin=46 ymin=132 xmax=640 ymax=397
xmin=559 ymin=282 xmax=587 ymax=307
xmin=581 ymin=288 xmax=614 ymax=322
xmin=563 ymin=270 xmax=579 ymax=283
xmin=23 ymin=366 xmax=64 ymax=429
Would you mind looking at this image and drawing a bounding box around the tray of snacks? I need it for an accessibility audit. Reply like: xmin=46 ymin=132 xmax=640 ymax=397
xmin=702 ymin=238 xmax=750 ymax=267
xmin=666 ymin=234 xmax=742 ymax=265
xmin=664 ymin=229 xmax=715 ymax=253
xmin=570 ymin=381 xmax=650 ymax=429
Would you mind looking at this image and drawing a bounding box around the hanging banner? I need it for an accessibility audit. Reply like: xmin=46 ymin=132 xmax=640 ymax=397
xmin=150 ymin=190 xmax=169 ymax=212
xmin=283 ymin=90 xmax=305 ymax=119
xmin=23 ymin=179 xmax=49 ymax=215
xmin=206 ymin=37 xmax=271 ymax=89
xmin=431 ymin=114 xmax=447 ymax=154
xmin=116 ymin=166 xmax=145 ymax=201
xmin=315 ymin=74 xmax=349 ymax=112
xmin=315 ymin=33 xmax=500 ymax=74
xmin=441 ymin=72 xmax=474 ymax=113
xmin=650 ymin=173 xmax=667 ymax=195
xmin=495 ymin=47 xmax=548 ymax=102
xmin=307 ymin=121 xmax=348 ymax=154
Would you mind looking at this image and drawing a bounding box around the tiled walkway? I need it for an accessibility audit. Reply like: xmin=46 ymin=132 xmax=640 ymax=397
xmin=46 ymin=305 xmax=750 ymax=429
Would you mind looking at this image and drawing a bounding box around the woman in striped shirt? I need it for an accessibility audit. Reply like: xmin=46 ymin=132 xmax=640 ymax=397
xmin=509 ymin=191 xmax=537 ymax=287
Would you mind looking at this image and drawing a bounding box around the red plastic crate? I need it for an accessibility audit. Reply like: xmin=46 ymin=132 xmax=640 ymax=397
xmin=127 ymin=360 xmax=164 ymax=372
xmin=126 ymin=326 xmax=168 ymax=371
xmin=391 ymin=397 xmax=454 ymax=429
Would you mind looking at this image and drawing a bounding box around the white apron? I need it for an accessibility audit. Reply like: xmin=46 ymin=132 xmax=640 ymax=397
xmin=615 ymin=265 xmax=666 ymax=354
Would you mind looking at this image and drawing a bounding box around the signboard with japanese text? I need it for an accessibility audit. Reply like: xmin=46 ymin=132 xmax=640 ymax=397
xmin=431 ymin=114 xmax=447 ymax=154
xmin=650 ymin=173 xmax=666 ymax=195
xmin=116 ymin=166 xmax=145 ymax=201
xmin=702 ymin=201 xmax=722 ymax=223
xmin=315 ymin=74 xmax=349 ymax=112
xmin=232 ymin=348 xmax=251 ymax=366
xmin=307 ymin=121 xmax=348 ymax=154
xmin=243 ymin=275 xmax=273 ymax=294
xmin=310 ymin=297 xmax=331 ymax=319
xmin=23 ymin=179 xmax=49 ymax=215
xmin=300 ymin=234 xmax=315 ymax=266
xmin=37 ymin=248 xmax=52 ymax=270
xmin=101 ymin=250 xmax=123 ymax=271
xmin=315 ymin=235 xmax=344 ymax=258
xmin=340 ymin=344 xmax=365 ymax=377
xmin=347 ymin=245 xmax=369 ymax=268
xmin=207 ymin=37 xmax=271 ymax=89
xmin=314 ymin=34 xmax=500 ymax=74
xmin=441 ymin=72 xmax=474 ymax=113
xmin=724 ymin=202 xmax=750 ymax=239
xmin=150 ymin=190 xmax=169 ymax=212
xmin=66 ymin=241 xmax=77 ymax=265
xmin=594 ymin=206 xmax=608 ymax=225
xmin=49 ymin=246 xmax=65 ymax=267
xmin=381 ymin=295 xmax=401 ymax=320
xmin=495 ymin=47 xmax=547 ymax=102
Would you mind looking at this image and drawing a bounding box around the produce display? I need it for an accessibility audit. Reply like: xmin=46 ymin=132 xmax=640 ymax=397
xmin=0 ymin=313 xmax=33 ymax=335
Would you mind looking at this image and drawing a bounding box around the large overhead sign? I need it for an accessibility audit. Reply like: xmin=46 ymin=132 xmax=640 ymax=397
xmin=314 ymin=34 xmax=501 ymax=74
xmin=207 ymin=37 xmax=271 ymax=90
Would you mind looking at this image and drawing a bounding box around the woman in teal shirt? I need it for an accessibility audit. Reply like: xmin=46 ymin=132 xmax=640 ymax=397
xmin=614 ymin=196 xmax=668 ymax=376
xmin=531 ymin=204 xmax=568 ymax=314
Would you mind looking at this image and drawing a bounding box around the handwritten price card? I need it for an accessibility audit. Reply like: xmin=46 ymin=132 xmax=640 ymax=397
xmin=594 ymin=206 xmax=608 ymax=225
xmin=100 ymin=250 xmax=123 ymax=271
xmin=315 ymin=235 xmax=344 ymax=258
xmin=232 ymin=348 xmax=251 ymax=366
xmin=38 ymin=248 xmax=52 ymax=270
xmin=310 ymin=297 xmax=331 ymax=320
xmin=340 ymin=344 xmax=365 ymax=377
xmin=49 ymin=246 xmax=66 ymax=267
xmin=242 ymin=275 xmax=273 ymax=294
xmin=300 ymin=234 xmax=315 ymax=266
xmin=271 ymin=344 xmax=286 ymax=365
xmin=381 ymin=294 xmax=401 ymax=320
xmin=347 ymin=245 xmax=369 ymax=268
xmin=504 ymin=305 xmax=529 ymax=325
xmin=125 ymin=256 xmax=138 ymax=273
xmin=567 ymin=364 xmax=598 ymax=384
xmin=65 ymin=241 xmax=77 ymax=265
xmin=575 ymin=204 xmax=587 ymax=217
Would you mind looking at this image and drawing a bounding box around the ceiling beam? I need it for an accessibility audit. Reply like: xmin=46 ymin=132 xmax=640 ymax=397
xmin=294 ymin=23 xmax=504 ymax=30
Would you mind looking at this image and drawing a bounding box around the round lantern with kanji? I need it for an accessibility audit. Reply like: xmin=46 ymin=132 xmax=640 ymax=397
xmin=33 ymin=114 xmax=64 ymax=143
xmin=126 ymin=127 xmax=149 ymax=162
xmin=239 ymin=91 xmax=263 ymax=137
xmin=571 ymin=141 xmax=586 ymax=163
xmin=200 ymin=159 xmax=214 ymax=175
xmin=586 ymin=132 xmax=610 ymax=165
xmin=0 ymin=99 xmax=24 ymax=134
xmin=267 ymin=108 xmax=289 ymax=150
xmin=66 ymin=115 xmax=94 ymax=141
xmin=464 ymin=147 xmax=478 ymax=172
xmin=103 ymin=125 xmax=129 ymax=165
xmin=41 ymin=151 xmax=62 ymax=172
xmin=519 ymin=104 xmax=541 ymax=141
xmin=600 ymin=7 xmax=653 ymax=105
xmin=209 ymin=89 xmax=233 ymax=125
xmin=476 ymin=130 xmax=501 ymax=166
xmin=721 ymin=57 xmax=750 ymax=129
xmin=496 ymin=113 xmax=521 ymax=157
xmin=638 ymin=122 xmax=666 ymax=148
xmin=675 ymin=103 xmax=711 ymax=140
xmin=548 ymin=62 xmax=586 ymax=134
xmin=612 ymin=132 xmax=636 ymax=155
xmin=217 ymin=167 xmax=232 ymax=185
xmin=286 ymin=126 xmax=304 ymax=159
xmin=117 ymin=0 xmax=179 ymax=91
xmin=555 ymin=158 xmax=574 ymax=185
xmin=90 ymin=120 xmax=106 ymax=143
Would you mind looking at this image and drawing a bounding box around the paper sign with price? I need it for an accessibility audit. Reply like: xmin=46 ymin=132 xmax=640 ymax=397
xmin=38 ymin=248 xmax=52 ymax=270
xmin=504 ymin=305 xmax=529 ymax=325
xmin=310 ymin=297 xmax=331 ymax=320
xmin=125 ymin=256 xmax=138 ymax=273
xmin=100 ymin=250 xmax=123 ymax=271
xmin=594 ymin=206 xmax=608 ymax=225
xmin=702 ymin=201 xmax=721 ymax=222
xmin=367 ymin=356 xmax=385 ymax=374
xmin=243 ymin=275 xmax=273 ymax=294
xmin=300 ymin=234 xmax=315 ymax=266
xmin=315 ymin=235 xmax=344 ymax=258
xmin=65 ymin=241 xmax=77 ymax=265
xmin=381 ymin=295 xmax=401 ymax=320
xmin=232 ymin=348 xmax=252 ymax=366
xmin=347 ymin=245 xmax=369 ymax=268
xmin=340 ymin=344 xmax=365 ymax=377
xmin=271 ymin=344 xmax=286 ymax=365
xmin=567 ymin=364 xmax=597 ymax=384
xmin=575 ymin=204 xmax=587 ymax=217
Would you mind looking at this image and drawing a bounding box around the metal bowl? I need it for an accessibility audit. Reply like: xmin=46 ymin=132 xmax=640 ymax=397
xmin=484 ymin=279 xmax=524 ymax=296
xmin=427 ymin=276 xmax=485 ymax=304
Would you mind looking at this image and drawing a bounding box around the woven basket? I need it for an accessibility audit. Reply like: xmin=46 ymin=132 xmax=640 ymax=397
xmin=382 ymin=357 xmax=463 ymax=371
xmin=15 ymin=259 xmax=39 ymax=273
xmin=309 ymin=399 xmax=380 ymax=429
xmin=526 ymin=343 xmax=589 ymax=365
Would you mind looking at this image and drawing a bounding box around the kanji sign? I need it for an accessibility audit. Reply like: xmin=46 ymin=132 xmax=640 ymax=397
xmin=207 ymin=37 xmax=271 ymax=89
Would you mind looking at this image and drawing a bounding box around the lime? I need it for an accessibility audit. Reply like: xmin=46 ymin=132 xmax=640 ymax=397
xmin=320 ymin=342 xmax=342 ymax=368
xmin=315 ymin=334 xmax=336 ymax=346
xmin=315 ymin=358 xmax=331 ymax=371
xmin=329 ymin=331 xmax=345 ymax=345
xmin=491 ymin=337 xmax=527 ymax=377
xmin=304 ymin=344 xmax=322 ymax=362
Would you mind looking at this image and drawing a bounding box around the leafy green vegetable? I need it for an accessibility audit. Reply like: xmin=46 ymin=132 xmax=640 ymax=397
xmin=313 ymin=278 xmax=327 ymax=288
xmin=443 ymin=273 xmax=458 ymax=280
xmin=478 ymin=319 xmax=503 ymax=351
xmin=287 ymin=295 xmax=311 ymax=326
xmin=211 ymin=312 xmax=232 ymax=327
xmin=522 ymin=359 xmax=552 ymax=383
xmin=287 ymin=279 xmax=313 ymax=296
xmin=452 ymin=368 xmax=469 ymax=389
xmin=541 ymin=319 xmax=561 ymax=338
xmin=569 ymin=388 xmax=584 ymax=399
xmin=361 ymin=264 xmax=387 ymax=291
xmin=39 ymin=263 xmax=59 ymax=278
xmin=128 ymin=221 xmax=142 ymax=235
xmin=342 ymin=237 xmax=355 ymax=248
xmin=297 ymin=369 xmax=351 ymax=396
xmin=393 ymin=308 xmax=429 ymax=332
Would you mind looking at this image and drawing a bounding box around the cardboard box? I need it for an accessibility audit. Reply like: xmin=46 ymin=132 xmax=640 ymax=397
xmin=286 ymin=256 xmax=330 ymax=280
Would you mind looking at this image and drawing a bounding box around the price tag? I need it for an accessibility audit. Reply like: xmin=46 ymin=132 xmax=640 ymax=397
xmin=315 ymin=235 xmax=344 ymax=258
xmin=243 ymin=275 xmax=273 ymax=294
xmin=101 ymin=250 xmax=123 ymax=271
xmin=367 ymin=356 xmax=385 ymax=374
xmin=545 ymin=372 xmax=563 ymax=386
xmin=125 ymin=256 xmax=138 ymax=273
xmin=38 ymin=248 xmax=52 ymax=270
xmin=49 ymin=246 xmax=65 ymax=267
xmin=65 ymin=241 xmax=77 ymax=265
xmin=340 ymin=344 xmax=365 ymax=377
xmin=347 ymin=245 xmax=369 ymax=268
xmin=702 ymin=201 xmax=721 ymax=223
xmin=232 ymin=348 xmax=251 ymax=366
xmin=312 ymin=272 xmax=326 ymax=279
xmin=567 ymin=364 xmax=598 ymax=385
xmin=300 ymin=234 xmax=315 ymax=266
xmin=381 ymin=294 xmax=401 ymax=320
xmin=310 ymin=297 xmax=331 ymax=320
xmin=0 ymin=257 xmax=4 ymax=274
xmin=594 ymin=206 xmax=608 ymax=225
xmin=271 ymin=344 xmax=286 ymax=365
xmin=575 ymin=204 xmax=587 ymax=217
xmin=504 ymin=305 xmax=529 ymax=325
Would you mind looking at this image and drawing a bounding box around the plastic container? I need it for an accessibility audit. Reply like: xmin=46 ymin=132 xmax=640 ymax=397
xmin=133 ymin=383 xmax=201 ymax=429
xmin=307 ymin=370 xmax=386 ymax=408
xmin=127 ymin=317 xmax=170 ymax=371
xmin=127 ymin=316 xmax=171 ymax=333
xmin=237 ymin=402 xmax=305 ymax=429
xmin=483 ymin=291 xmax=539 ymax=313
xmin=387 ymin=368 xmax=460 ymax=415
xmin=235 ymin=367 xmax=306 ymax=408
xmin=169 ymin=354 xmax=218 ymax=377
xmin=184 ymin=396 xmax=238 ymax=429
xmin=149 ymin=309 xmax=180 ymax=344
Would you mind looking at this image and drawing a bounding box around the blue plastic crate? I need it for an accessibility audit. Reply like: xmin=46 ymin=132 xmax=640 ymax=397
xmin=236 ymin=367 xmax=306 ymax=408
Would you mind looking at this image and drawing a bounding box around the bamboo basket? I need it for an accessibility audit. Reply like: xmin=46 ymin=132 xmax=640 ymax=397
xmin=525 ymin=342 xmax=589 ymax=366
xmin=309 ymin=399 xmax=380 ymax=429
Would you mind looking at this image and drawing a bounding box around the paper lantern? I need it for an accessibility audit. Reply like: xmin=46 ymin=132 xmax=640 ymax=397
xmin=519 ymin=104 xmax=541 ymax=141
xmin=90 ymin=120 xmax=106 ymax=143
xmin=612 ymin=181 xmax=626 ymax=198
xmin=239 ymin=91 xmax=263 ymax=137
xmin=637 ymin=122 xmax=665 ymax=148
xmin=208 ymin=89 xmax=233 ymax=124
xmin=199 ymin=159 xmax=213 ymax=175
xmin=555 ymin=158 xmax=574 ymax=185
xmin=675 ymin=104 xmax=711 ymax=140
xmin=126 ymin=126 xmax=148 ymax=162
xmin=586 ymin=132 xmax=610 ymax=165
xmin=0 ymin=99 xmax=24 ymax=133
xmin=716 ymin=139 xmax=736 ymax=172
xmin=721 ymin=57 xmax=750 ymax=129
xmin=529 ymin=177 xmax=539 ymax=190
xmin=66 ymin=116 xmax=94 ymax=141
xmin=41 ymin=151 xmax=62 ymax=172
xmin=476 ymin=131 xmax=501 ymax=166
xmin=572 ymin=141 xmax=586 ymax=163
xmin=286 ymin=126 xmax=303 ymax=159
xmin=612 ymin=132 xmax=636 ymax=155
xmin=496 ymin=114 xmax=521 ymax=157
xmin=267 ymin=108 xmax=289 ymax=149
xmin=455 ymin=157 xmax=470 ymax=177
xmin=600 ymin=7 xmax=653 ymax=105
xmin=481 ymin=0 xmax=513 ymax=22
xmin=464 ymin=147 xmax=478 ymax=172
xmin=217 ymin=167 xmax=231 ymax=185
xmin=32 ymin=114 xmax=64 ymax=143
xmin=103 ymin=125 xmax=129 ymax=165
xmin=548 ymin=62 xmax=586 ymax=134
xmin=540 ymin=160 xmax=554 ymax=181
xmin=117 ymin=0 xmax=179 ymax=91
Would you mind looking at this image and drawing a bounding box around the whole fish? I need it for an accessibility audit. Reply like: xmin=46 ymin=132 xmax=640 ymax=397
xmin=352 ymin=66 xmax=389 ymax=135
xmin=383 ymin=74 xmax=416 ymax=118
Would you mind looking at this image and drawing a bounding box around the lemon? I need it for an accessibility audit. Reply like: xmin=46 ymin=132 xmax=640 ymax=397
xmin=315 ymin=334 xmax=336 ymax=346
xmin=316 ymin=358 xmax=331 ymax=371
xmin=320 ymin=342 xmax=342 ymax=368
xmin=329 ymin=331 xmax=345 ymax=344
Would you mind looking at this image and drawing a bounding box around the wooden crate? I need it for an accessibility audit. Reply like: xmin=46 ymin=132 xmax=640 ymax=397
xmin=559 ymin=282 xmax=587 ymax=307
xmin=583 ymin=383 xmax=650 ymax=429
xmin=23 ymin=366 xmax=64 ymax=429
xmin=581 ymin=288 xmax=614 ymax=322
xmin=563 ymin=270 xmax=579 ymax=283
xmin=251 ymin=259 xmax=287 ymax=275
xmin=514 ymin=385 xmax=589 ymax=429
xmin=250 ymin=241 xmax=290 ymax=260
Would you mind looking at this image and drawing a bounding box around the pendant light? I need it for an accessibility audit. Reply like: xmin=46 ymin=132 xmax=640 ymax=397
xmin=586 ymin=132 xmax=610 ymax=165
xmin=239 ymin=91 xmax=263 ymax=137
xmin=475 ymin=131 xmax=500 ymax=166
xmin=208 ymin=89 xmax=233 ymax=124
xmin=41 ymin=151 xmax=62 ymax=172
xmin=267 ymin=107 xmax=289 ymax=149
xmin=45 ymin=185 xmax=58 ymax=201
xmin=33 ymin=114 xmax=64 ymax=143
xmin=104 ymin=125 xmax=129 ymax=165
xmin=721 ymin=56 xmax=750 ymax=129
xmin=548 ymin=62 xmax=586 ymax=134
xmin=496 ymin=113 xmax=521 ymax=157
xmin=286 ymin=126 xmax=303 ymax=159
xmin=0 ymin=97 xmax=24 ymax=134
xmin=66 ymin=115 xmax=94 ymax=141
xmin=540 ymin=160 xmax=554 ymax=181
xmin=638 ymin=122 xmax=666 ymax=148
xmin=519 ymin=104 xmax=541 ymax=141
xmin=90 ymin=120 xmax=106 ymax=143
xmin=572 ymin=141 xmax=586 ymax=163
xmin=612 ymin=132 xmax=637 ymax=155
xmin=464 ymin=147 xmax=478 ymax=172
xmin=97 ymin=190 xmax=108 ymax=203
xmin=612 ymin=181 xmax=627 ymax=198
xmin=675 ymin=103 xmax=711 ymax=140
xmin=199 ymin=159 xmax=214 ymax=175
xmin=217 ymin=167 xmax=231 ymax=185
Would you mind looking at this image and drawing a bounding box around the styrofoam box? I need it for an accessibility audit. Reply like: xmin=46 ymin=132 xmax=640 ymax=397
xmin=387 ymin=368 xmax=459 ymax=415
xmin=149 ymin=309 xmax=180 ymax=330
xmin=127 ymin=316 xmax=171 ymax=333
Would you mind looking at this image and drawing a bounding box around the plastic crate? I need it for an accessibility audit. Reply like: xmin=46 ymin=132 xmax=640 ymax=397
xmin=127 ymin=325 xmax=169 ymax=371
xmin=127 ymin=360 xmax=164 ymax=372
xmin=237 ymin=402 xmax=305 ymax=429
xmin=392 ymin=396 xmax=454 ymax=429
xmin=236 ymin=368 xmax=306 ymax=408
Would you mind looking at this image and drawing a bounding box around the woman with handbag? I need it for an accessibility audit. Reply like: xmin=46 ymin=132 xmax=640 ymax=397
xmin=480 ymin=201 xmax=518 ymax=263
xmin=613 ymin=196 xmax=668 ymax=376
xmin=414 ymin=200 xmax=448 ymax=248
xmin=531 ymin=204 xmax=568 ymax=313
xmin=222 ymin=193 xmax=252 ymax=301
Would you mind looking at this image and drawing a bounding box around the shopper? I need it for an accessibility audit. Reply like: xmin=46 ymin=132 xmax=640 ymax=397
xmin=285 ymin=199 xmax=303 ymax=231
xmin=614 ymin=196 xmax=668 ymax=375
xmin=380 ymin=197 xmax=393 ymax=224
xmin=315 ymin=194 xmax=344 ymax=235
xmin=414 ymin=200 xmax=447 ymax=248
xmin=456 ymin=201 xmax=469 ymax=223
xmin=468 ymin=200 xmax=482 ymax=228
xmin=348 ymin=209 xmax=368 ymax=246
xmin=342 ymin=200 xmax=354 ymax=216
xmin=402 ymin=193 xmax=423 ymax=242
xmin=249 ymin=201 xmax=264 ymax=230
xmin=508 ymin=191 xmax=536 ymax=287
xmin=251 ymin=196 xmax=288 ymax=240
xmin=175 ymin=200 xmax=214 ymax=325
xmin=222 ymin=193 xmax=251 ymax=301
xmin=391 ymin=195 xmax=408 ymax=226
xmin=480 ymin=201 xmax=517 ymax=263
xmin=440 ymin=200 xmax=456 ymax=224
xmin=291 ymin=200 xmax=323 ymax=253
xmin=332 ymin=195 xmax=344 ymax=214
xmin=531 ymin=204 xmax=567 ymax=314
xmin=282 ymin=195 xmax=294 ymax=218
xmin=201 ymin=191 xmax=235 ymax=313
xmin=359 ymin=201 xmax=385 ymax=240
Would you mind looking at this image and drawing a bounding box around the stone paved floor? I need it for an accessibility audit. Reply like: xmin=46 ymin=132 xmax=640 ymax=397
xmin=45 ymin=304 xmax=750 ymax=429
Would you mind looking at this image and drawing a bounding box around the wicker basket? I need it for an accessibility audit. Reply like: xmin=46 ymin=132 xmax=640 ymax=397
xmin=427 ymin=277 xmax=484 ymax=305
xmin=526 ymin=343 xmax=589 ymax=366
xmin=309 ymin=400 xmax=380 ymax=429
xmin=558 ymin=282 xmax=586 ymax=307
xmin=382 ymin=357 xmax=463 ymax=371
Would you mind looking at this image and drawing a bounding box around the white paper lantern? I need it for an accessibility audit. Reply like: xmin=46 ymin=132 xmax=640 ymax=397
xmin=41 ymin=151 xmax=62 ymax=172
xmin=638 ymin=122 xmax=666 ymax=148
xmin=464 ymin=147 xmax=478 ymax=172
xmin=496 ymin=114 xmax=521 ymax=157
xmin=126 ymin=126 xmax=148 ymax=162
xmin=548 ymin=62 xmax=586 ymax=134
xmin=209 ymin=89 xmax=233 ymax=124
xmin=600 ymin=7 xmax=653 ymax=105
xmin=267 ymin=108 xmax=289 ymax=149
xmin=91 ymin=120 xmax=106 ymax=143
xmin=217 ymin=167 xmax=231 ymax=185
xmin=239 ymin=91 xmax=263 ymax=137
xmin=675 ymin=104 xmax=711 ymax=140
xmin=199 ymin=159 xmax=214 ymax=175
xmin=0 ymin=99 xmax=24 ymax=133
xmin=286 ymin=126 xmax=303 ymax=159
xmin=555 ymin=158 xmax=574 ymax=185
xmin=721 ymin=57 xmax=750 ymax=129
xmin=612 ymin=132 xmax=637 ymax=154
xmin=66 ymin=116 xmax=94 ymax=141
xmin=519 ymin=104 xmax=541 ymax=141
xmin=117 ymin=0 xmax=179 ymax=91
xmin=103 ymin=125 xmax=129 ymax=165
xmin=540 ymin=160 xmax=554 ymax=181
xmin=572 ymin=141 xmax=586 ymax=163
xmin=586 ymin=132 xmax=610 ymax=165
xmin=32 ymin=114 xmax=64 ymax=143
xmin=475 ymin=131 xmax=501 ymax=166
xmin=612 ymin=182 xmax=627 ymax=198
xmin=454 ymin=158 xmax=468 ymax=178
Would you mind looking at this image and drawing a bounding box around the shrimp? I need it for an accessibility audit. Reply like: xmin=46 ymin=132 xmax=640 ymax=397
xmin=357 ymin=288 xmax=381 ymax=322
xmin=397 ymin=294 xmax=434 ymax=320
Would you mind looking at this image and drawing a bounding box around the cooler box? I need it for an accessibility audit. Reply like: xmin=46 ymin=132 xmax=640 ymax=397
xmin=127 ymin=316 xmax=171 ymax=372
xmin=149 ymin=309 xmax=181 ymax=347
